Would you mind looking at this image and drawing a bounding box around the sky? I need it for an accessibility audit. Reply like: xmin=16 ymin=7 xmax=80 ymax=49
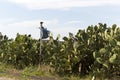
xmin=0 ymin=0 xmax=120 ymax=39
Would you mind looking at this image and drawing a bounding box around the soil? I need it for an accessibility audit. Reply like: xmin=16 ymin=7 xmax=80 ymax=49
xmin=0 ymin=71 xmax=55 ymax=80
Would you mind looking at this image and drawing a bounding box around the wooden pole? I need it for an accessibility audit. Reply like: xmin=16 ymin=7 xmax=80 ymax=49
xmin=38 ymin=22 xmax=43 ymax=69
xmin=40 ymin=22 xmax=43 ymax=57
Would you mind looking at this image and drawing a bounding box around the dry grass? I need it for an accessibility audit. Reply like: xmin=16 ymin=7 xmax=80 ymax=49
xmin=0 ymin=64 xmax=119 ymax=80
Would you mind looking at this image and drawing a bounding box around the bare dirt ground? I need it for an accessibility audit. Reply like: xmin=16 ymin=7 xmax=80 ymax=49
xmin=0 ymin=71 xmax=55 ymax=80
xmin=0 ymin=77 xmax=13 ymax=80
xmin=0 ymin=76 xmax=55 ymax=80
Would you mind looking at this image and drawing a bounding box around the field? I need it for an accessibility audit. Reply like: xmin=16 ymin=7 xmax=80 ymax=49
xmin=0 ymin=23 xmax=119 ymax=80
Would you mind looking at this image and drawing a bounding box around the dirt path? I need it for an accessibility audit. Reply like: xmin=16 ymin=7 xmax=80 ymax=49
xmin=0 ymin=72 xmax=55 ymax=80
xmin=0 ymin=76 xmax=55 ymax=80
xmin=0 ymin=77 xmax=13 ymax=80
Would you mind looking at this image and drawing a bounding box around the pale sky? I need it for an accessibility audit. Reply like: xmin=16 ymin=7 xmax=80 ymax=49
xmin=0 ymin=0 xmax=120 ymax=39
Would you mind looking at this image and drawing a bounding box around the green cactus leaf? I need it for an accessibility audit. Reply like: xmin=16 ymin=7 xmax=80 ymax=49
xmin=99 ymin=48 xmax=107 ymax=54
xmin=109 ymin=54 xmax=117 ymax=63
xmin=56 ymin=34 xmax=60 ymax=40
xmin=87 ymin=39 xmax=90 ymax=45
xmin=96 ymin=57 xmax=103 ymax=64
xmin=117 ymin=42 xmax=120 ymax=46
xmin=103 ymin=62 xmax=108 ymax=68
xmin=110 ymin=30 xmax=114 ymax=37
xmin=93 ymin=51 xmax=100 ymax=58
xmin=63 ymin=37 xmax=68 ymax=41
xmin=93 ymin=52 xmax=96 ymax=58
xmin=109 ymin=39 xmax=116 ymax=47
xmin=112 ymin=24 xmax=117 ymax=31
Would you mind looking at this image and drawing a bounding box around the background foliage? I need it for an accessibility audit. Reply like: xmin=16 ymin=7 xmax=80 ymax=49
xmin=0 ymin=23 xmax=119 ymax=78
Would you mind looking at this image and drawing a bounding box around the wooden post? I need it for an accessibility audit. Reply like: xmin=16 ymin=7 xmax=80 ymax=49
xmin=38 ymin=22 xmax=43 ymax=69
